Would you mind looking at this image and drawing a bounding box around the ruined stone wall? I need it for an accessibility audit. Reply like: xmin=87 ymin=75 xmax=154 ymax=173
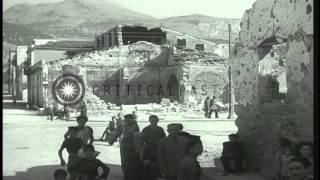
xmin=32 ymin=49 xmax=68 ymax=65
xmin=166 ymin=31 xmax=217 ymax=54
xmin=231 ymin=0 xmax=313 ymax=176
xmin=44 ymin=39 xmax=229 ymax=112
xmin=45 ymin=42 xmax=174 ymax=106
xmin=182 ymin=64 xmax=229 ymax=105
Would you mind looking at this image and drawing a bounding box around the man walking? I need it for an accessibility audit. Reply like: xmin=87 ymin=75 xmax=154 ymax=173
xmin=203 ymin=97 xmax=210 ymax=118
xmin=209 ymin=96 xmax=219 ymax=119
xmin=111 ymin=114 xmax=140 ymax=180
xmin=158 ymin=123 xmax=190 ymax=180
xmin=142 ymin=115 xmax=166 ymax=180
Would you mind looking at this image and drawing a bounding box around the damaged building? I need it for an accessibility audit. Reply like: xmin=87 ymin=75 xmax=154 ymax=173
xmin=25 ymin=39 xmax=95 ymax=107
xmin=24 ymin=25 xmax=229 ymax=111
xmin=95 ymin=25 xmax=167 ymax=50
xmin=229 ymin=0 xmax=313 ymax=176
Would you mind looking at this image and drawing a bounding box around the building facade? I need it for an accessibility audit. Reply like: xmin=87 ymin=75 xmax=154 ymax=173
xmin=95 ymin=25 xmax=167 ymax=50
xmin=25 ymin=39 xmax=95 ymax=108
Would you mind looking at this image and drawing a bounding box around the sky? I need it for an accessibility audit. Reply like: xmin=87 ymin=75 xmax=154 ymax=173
xmin=3 ymin=0 xmax=257 ymax=19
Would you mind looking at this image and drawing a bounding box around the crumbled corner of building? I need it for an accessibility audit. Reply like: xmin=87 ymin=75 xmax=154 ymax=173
xmin=231 ymin=0 xmax=313 ymax=176
xmin=43 ymin=40 xmax=229 ymax=115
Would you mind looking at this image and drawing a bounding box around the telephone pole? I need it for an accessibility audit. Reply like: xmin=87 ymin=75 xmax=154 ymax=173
xmin=228 ymin=24 xmax=235 ymax=119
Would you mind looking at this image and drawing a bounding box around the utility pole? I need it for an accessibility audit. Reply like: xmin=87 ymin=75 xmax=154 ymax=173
xmin=228 ymin=24 xmax=235 ymax=119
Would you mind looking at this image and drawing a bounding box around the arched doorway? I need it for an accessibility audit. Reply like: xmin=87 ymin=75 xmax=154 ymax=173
xmin=166 ymin=75 xmax=179 ymax=102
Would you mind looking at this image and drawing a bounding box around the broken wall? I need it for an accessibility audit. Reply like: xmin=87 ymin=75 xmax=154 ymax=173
xmin=231 ymin=0 xmax=313 ymax=176
xmin=181 ymin=64 xmax=229 ymax=105
xmin=166 ymin=31 xmax=217 ymax=54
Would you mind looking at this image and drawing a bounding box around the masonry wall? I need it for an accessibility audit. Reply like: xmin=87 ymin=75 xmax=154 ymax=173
xmin=28 ymin=65 xmax=44 ymax=108
xmin=16 ymin=46 xmax=28 ymax=100
xmin=166 ymin=31 xmax=217 ymax=54
xmin=181 ymin=64 xmax=229 ymax=104
xmin=45 ymin=41 xmax=228 ymax=107
xmin=231 ymin=0 xmax=313 ymax=176
xmin=32 ymin=49 xmax=68 ymax=65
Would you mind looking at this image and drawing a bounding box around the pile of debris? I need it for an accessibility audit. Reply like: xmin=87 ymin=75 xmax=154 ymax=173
xmin=82 ymin=88 xmax=117 ymax=117
xmin=173 ymin=49 xmax=226 ymax=65
xmin=159 ymin=98 xmax=202 ymax=113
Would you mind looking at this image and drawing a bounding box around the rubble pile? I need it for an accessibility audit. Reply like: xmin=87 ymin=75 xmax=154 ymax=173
xmin=173 ymin=49 xmax=226 ymax=65
xmin=83 ymin=92 xmax=113 ymax=117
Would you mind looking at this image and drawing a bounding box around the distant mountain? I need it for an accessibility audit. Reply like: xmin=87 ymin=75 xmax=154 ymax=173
xmin=156 ymin=14 xmax=241 ymax=42
xmin=4 ymin=0 xmax=154 ymax=39
xmin=3 ymin=21 xmax=52 ymax=45
xmin=4 ymin=0 xmax=154 ymax=25
xmin=3 ymin=1 xmax=241 ymax=41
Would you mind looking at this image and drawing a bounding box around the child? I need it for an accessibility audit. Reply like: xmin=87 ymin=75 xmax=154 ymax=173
xmin=272 ymin=137 xmax=292 ymax=180
xmin=177 ymin=135 xmax=203 ymax=180
xmin=295 ymin=141 xmax=313 ymax=167
xmin=280 ymin=146 xmax=294 ymax=180
xmin=70 ymin=144 xmax=110 ymax=180
xmin=58 ymin=127 xmax=83 ymax=180
xmin=54 ymin=169 xmax=68 ymax=180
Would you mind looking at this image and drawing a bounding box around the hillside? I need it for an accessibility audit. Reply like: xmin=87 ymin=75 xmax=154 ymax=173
xmin=4 ymin=1 xmax=241 ymax=41
xmin=157 ymin=14 xmax=241 ymax=41
xmin=3 ymin=21 xmax=52 ymax=45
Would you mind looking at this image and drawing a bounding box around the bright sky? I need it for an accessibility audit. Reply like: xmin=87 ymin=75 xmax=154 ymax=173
xmin=3 ymin=0 xmax=257 ymax=19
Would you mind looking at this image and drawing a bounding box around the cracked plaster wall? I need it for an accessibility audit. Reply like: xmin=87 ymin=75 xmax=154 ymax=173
xmin=231 ymin=0 xmax=313 ymax=176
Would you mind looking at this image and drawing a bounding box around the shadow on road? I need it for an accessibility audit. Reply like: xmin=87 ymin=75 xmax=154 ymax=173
xmin=3 ymin=165 xmax=267 ymax=180
xmin=3 ymin=163 xmax=123 ymax=180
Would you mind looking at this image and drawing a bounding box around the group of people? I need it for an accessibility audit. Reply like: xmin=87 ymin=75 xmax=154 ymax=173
xmin=52 ymin=106 xmax=314 ymax=180
xmin=58 ymin=115 xmax=109 ymax=180
xmin=217 ymin=134 xmax=314 ymax=180
xmin=271 ymin=138 xmax=313 ymax=180
xmin=203 ymin=96 xmax=219 ymax=119
xmin=107 ymin=113 xmax=204 ymax=180
xmin=56 ymin=113 xmax=204 ymax=180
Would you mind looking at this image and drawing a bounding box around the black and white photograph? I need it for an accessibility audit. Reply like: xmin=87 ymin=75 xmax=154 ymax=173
xmin=2 ymin=0 xmax=315 ymax=180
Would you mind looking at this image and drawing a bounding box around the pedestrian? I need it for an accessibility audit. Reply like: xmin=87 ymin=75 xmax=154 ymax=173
xmin=111 ymin=112 xmax=124 ymax=144
xmin=132 ymin=111 xmax=138 ymax=121
xmin=203 ymin=96 xmax=210 ymax=118
xmin=294 ymin=141 xmax=313 ymax=174
xmin=64 ymin=116 xmax=98 ymax=158
xmin=219 ymin=134 xmax=244 ymax=176
xmin=58 ymin=127 xmax=83 ymax=180
xmin=280 ymin=146 xmax=295 ymax=180
xmin=79 ymin=100 xmax=88 ymax=117
xmin=288 ymin=157 xmax=313 ymax=180
xmin=63 ymin=104 xmax=70 ymax=121
xmin=70 ymin=144 xmax=110 ymax=180
xmin=272 ymin=137 xmax=294 ymax=180
xmin=157 ymin=123 xmax=190 ymax=180
xmin=208 ymin=96 xmax=219 ymax=119
xmin=100 ymin=116 xmax=116 ymax=144
xmin=65 ymin=116 xmax=94 ymax=145
xmin=142 ymin=115 xmax=166 ymax=180
xmin=54 ymin=169 xmax=68 ymax=180
xmin=177 ymin=135 xmax=203 ymax=180
xmin=111 ymin=114 xmax=140 ymax=180
xmin=125 ymin=132 xmax=146 ymax=180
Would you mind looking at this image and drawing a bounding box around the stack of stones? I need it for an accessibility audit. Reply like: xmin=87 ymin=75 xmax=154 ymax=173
xmin=173 ymin=49 xmax=226 ymax=65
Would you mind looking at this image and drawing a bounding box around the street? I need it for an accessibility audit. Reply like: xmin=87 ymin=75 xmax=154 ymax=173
xmin=3 ymin=109 xmax=266 ymax=180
